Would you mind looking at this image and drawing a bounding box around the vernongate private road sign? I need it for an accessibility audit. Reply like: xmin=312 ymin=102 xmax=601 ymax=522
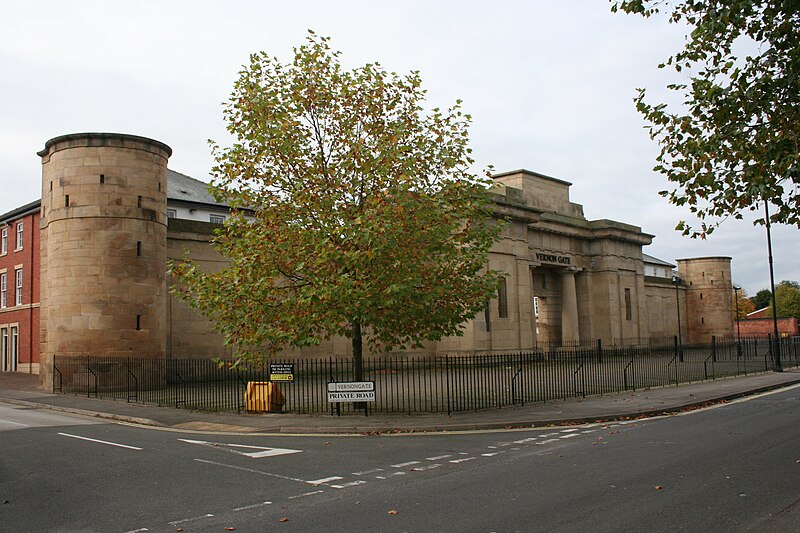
xmin=327 ymin=381 xmax=376 ymax=402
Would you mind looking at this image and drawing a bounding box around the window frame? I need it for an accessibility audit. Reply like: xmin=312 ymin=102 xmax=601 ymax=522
xmin=209 ymin=214 xmax=225 ymax=224
xmin=0 ymin=272 xmax=6 ymax=308
xmin=1 ymin=227 xmax=6 ymax=255
xmin=15 ymin=268 xmax=22 ymax=306
xmin=16 ymin=221 xmax=23 ymax=250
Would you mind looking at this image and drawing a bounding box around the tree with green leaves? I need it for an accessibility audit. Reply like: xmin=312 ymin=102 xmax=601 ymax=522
xmin=170 ymin=33 xmax=504 ymax=379
xmin=767 ymin=280 xmax=800 ymax=319
xmin=612 ymin=0 xmax=800 ymax=237
xmin=751 ymin=289 xmax=773 ymax=311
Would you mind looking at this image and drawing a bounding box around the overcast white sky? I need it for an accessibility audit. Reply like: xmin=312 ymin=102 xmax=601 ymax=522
xmin=1 ymin=0 xmax=796 ymax=295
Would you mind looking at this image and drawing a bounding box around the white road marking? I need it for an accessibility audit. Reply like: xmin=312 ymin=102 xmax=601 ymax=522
xmin=352 ymin=468 xmax=383 ymax=476
xmin=123 ymin=528 xmax=149 ymax=533
xmin=581 ymin=430 xmax=596 ymax=434
xmin=411 ymin=464 xmax=442 ymax=472
xmin=194 ymin=459 xmax=309 ymax=484
xmin=178 ymin=439 xmax=301 ymax=458
xmin=331 ymin=480 xmax=367 ymax=489
xmin=388 ymin=471 xmax=406 ymax=477
xmin=391 ymin=461 xmax=421 ymax=468
xmin=537 ymin=439 xmax=560 ymax=445
xmin=450 ymin=457 xmax=476 ymax=464
xmin=561 ymin=428 xmax=581 ymax=433
xmin=233 ymin=501 xmax=272 ymax=511
xmin=513 ymin=438 xmax=538 ymax=444
xmin=0 ymin=418 xmax=30 ymax=427
xmin=375 ymin=476 xmax=387 ymax=479
xmin=426 ymin=454 xmax=452 ymax=461
xmin=482 ymin=452 xmax=501 ymax=457
xmin=288 ymin=490 xmax=324 ymax=499
xmin=559 ymin=434 xmax=579 ymax=439
xmin=306 ymin=476 xmax=343 ymax=485
xmin=57 ymin=432 xmax=142 ymax=451
xmin=168 ymin=514 xmax=213 ymax=526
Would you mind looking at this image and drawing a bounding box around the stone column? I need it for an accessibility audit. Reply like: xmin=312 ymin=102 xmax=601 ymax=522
xmin=561 ymin=270 xmax=579 ymax=344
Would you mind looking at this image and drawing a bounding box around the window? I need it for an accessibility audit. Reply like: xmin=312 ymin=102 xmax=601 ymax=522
xmin=15 ymin=269 xmax=22 ymax=306
xmin=209 ymin=214 xmax=225 ymax=224
xmin=624 ymin=288 xmax=632 ymax=321
xmin=166 ymin=209 xmax=177 ymax=218
xmin=498 ymin=278 xmax=508 ymax=318
xmin=484 ymin=301 xmax=492 ymax=332
xmin=1 ymin=227 xmax=6 ymax=254
xmin=16 ymin=221 xmax=22 ymax=250
xmin=533 ymin=296 xmax=540 ymax=319
xmin=0 ymin=272 xmax=5 ymax=308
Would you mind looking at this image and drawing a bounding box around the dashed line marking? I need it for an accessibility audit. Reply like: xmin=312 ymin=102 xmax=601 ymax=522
xmin=412 ymin=464 xmax=442 ymax=472
xmin=388 ymin=471 xmax=406 ymax=477
xmin=559 ymin=434 xmax=579 ymax=439
xmin=482 ymin=452 xmax=501 ymax=457
xmin=514 ymin=438 xmax=538 ymax=444
xmin=58 ymin=433 xmax=142 ymax=451
xmin=123 ymin=529 xmax=148 ymax=533
xmin=391 ymin=461 xmax=421 ymax=468
xmin=561 ymin=428 xmax=581 ymax=433
xmin=233 ymin=501 xmax=272 ymax=512
xmin=450 ymin=457 xmax=476 ymax=464
xmin=288 ymin=490 xmax=324 ymax=500
xmin=426 ymin=454 xmax=452 ymax=461
xmin=581 ymin=430 xmax=596 ymax=434
xmin=352 ymin=468 xmax=383 ymax=476
xmin=306 ymin=476 xmax=343 ymax=485
xmin=331 ymin=480 xmax=367 ymax=489
xmin=168 ymin=514 xmax=213 ymax=526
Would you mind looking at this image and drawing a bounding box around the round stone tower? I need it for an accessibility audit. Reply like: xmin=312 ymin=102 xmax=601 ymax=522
xmin=676 ymin=256 xmax=734 ymax=344
xmin=38 ymin=133 xmax=171 ymax=382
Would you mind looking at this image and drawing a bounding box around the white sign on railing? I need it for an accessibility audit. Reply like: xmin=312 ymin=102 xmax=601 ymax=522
xmin=327 ymin=381 xmax=375 ymax=402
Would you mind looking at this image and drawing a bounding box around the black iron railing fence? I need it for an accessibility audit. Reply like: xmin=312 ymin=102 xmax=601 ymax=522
xmin=52 ymin=335 xmax=799 ymax=415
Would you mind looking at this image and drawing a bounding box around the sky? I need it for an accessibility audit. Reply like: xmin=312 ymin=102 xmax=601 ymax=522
xmin=0 ymin=0 xmax=797 ymax=295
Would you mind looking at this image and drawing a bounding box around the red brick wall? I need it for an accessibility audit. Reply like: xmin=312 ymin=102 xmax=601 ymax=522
xmin=738 ymin=317 xmax=799 ymax=337
xmin=0 ymin=210 xmax=41 ymax=371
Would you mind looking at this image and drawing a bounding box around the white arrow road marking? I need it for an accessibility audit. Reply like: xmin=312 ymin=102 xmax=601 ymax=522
xmin=178 ymin=439 xmax=302 ymax=458
xmin=58 ymin=433 xmax=142 ymax=450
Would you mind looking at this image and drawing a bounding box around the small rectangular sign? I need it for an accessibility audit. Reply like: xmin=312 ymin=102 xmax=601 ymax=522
xmin=327 ymin=390 xmax=376 ymax=403
xmin=327 ymin=381 xmax=375 ymax=392
xmin=269 ymin=363 xmax=294 ymax=382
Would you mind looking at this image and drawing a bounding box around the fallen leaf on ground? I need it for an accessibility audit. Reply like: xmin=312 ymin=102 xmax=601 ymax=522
xmin=225 ymin=528 xmax=236 ymax=531
xmin=278 ymin=518 xmax=289 ymax=522
xmin=388 ymin=510 xmax=398 ymax=515
xmin=655 ymin=485 xmax=663 ymax=490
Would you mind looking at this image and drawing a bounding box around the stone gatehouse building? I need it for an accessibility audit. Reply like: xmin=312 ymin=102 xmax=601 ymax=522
xmin=0 ymin=133 xmax=735 ymax=383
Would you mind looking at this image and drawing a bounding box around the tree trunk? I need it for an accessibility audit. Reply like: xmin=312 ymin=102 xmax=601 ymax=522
xmin=352 ymin=318 xmax=364 ymax=382
xmin=352 ymin=318 xmax=365 ymax=409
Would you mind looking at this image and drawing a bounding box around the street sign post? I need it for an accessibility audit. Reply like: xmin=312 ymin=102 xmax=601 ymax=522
xmin=327 ymin=381 xmax=375 ymax=417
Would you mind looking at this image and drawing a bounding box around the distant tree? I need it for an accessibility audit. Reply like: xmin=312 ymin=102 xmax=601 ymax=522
xmin=766 ymin=280 xmax=800 ymax=319
xmin=170 ymin=33 xmax=504 ymax=379
xmin=732 ymin=286 xmax=755 ymax=320
xmin=612 ymin=0 xmax=800 ymax=237
xmin=751 ymin=289 xmax=773 ymax=311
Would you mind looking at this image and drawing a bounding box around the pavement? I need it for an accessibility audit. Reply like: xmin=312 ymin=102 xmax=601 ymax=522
xmin=1 ymin=369 xmax=800 ymax=435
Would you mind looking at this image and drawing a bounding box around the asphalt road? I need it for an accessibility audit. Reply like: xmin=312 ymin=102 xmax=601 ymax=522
xmin=1 ymin=384 xmax=799 ymax=532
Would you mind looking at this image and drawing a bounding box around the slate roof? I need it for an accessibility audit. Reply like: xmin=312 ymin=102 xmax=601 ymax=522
xmin=166 ymin=169 xmax=226 ymax=208
xmin=642 ymin=253 xmax=675 ymax=268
